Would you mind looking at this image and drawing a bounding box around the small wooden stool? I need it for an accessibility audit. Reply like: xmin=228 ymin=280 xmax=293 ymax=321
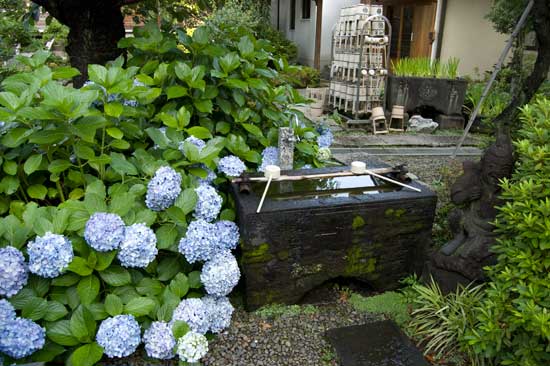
xmin=389 ymin=105 xmax=405 ymax=132
xmin=371 ymin=106 xmax=389 ymax=134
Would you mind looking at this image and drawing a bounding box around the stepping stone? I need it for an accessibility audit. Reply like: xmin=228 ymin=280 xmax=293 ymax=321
xmin=326 ymin=320 xmax=429 ymax=366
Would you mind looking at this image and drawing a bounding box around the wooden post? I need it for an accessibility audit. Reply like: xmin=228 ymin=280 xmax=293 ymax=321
xmin=314 ymin=0 xmax=323 ymax=70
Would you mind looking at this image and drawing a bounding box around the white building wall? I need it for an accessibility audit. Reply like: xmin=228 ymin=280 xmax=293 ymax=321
xmin=439 ymin=0 xmax=509 ymax=77
xmin=271 ymin=0 xmax=361 ymax=68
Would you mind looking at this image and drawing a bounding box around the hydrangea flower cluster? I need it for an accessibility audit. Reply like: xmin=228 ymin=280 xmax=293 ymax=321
xmin=184 ymin=136 xmax=206 ymax=151
xmin=117 ymin=223 xmax=158 ymax=268
xmin=197 ymin=165 xmax=217 ymax=186
xmin=0 ymin=246 xmax=28 ymax=297
xmin=258 ymin=147 xmax=279 ymax=172
xmin=200 ymin=252 xmax=241 ymax=297
xmin=146 ymin=166 xmax=182 ymax=211
xmin=171 ymin=298 xmax=210 ymax=334
xmin=179 ymin=219 xmax=217 ymax=263
xmin=96 ymin=315 xmax=141 ymax=358
xmin=84 ymin=212 xmax=126 ymax=252
xmin=194 ymin=184 xmax=222 ymax=222
xmin=143 ymin=321 xmax=176 ymax=360
xmin=27 ymin=233 xmax=73 ymax=278
xmin=316 ymin=126 xmax=334 ymax=148
xmin=218 ymin=155 xmax=246 ymax=177
xmin=0 ymin=317 xmax=45 ymax=359
xmin=203 ymin=296 xmax=234 ymax=333
xmin=317 ymin=147 xmax=332 ymax=162
xmin=176 ymin=331 xmax=208 ymax=363
xmin=122 ymin=99 xmax=139 ymax=107
xmin=214 ymin=221 xmax=240 ymax=251
xmin=0 ymin=299 xmax=16 ymax=323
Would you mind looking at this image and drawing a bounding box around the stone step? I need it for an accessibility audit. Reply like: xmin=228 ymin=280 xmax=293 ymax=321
xmin=326 ymin=320 xmax=429 ymax=366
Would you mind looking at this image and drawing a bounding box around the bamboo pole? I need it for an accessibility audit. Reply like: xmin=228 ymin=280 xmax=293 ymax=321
xmin=452 ymin=0 xmax=535 ymax=158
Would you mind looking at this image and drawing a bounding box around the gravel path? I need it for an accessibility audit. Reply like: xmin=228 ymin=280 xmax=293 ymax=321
xmin=204 ymin=302 xmax=378 ymax=366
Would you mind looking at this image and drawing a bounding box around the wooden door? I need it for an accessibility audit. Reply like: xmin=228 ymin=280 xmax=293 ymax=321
xmin=410 ymin=2 xmax=436 ymax=58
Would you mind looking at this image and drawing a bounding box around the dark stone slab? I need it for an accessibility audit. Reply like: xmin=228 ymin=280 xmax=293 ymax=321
xmin=386 ymin=75 xmax=468 ymax=118
xmin=326 ymin=320 xmax=429 ymax=366
xmin=231 ymin=159 xmax=437 ymax=310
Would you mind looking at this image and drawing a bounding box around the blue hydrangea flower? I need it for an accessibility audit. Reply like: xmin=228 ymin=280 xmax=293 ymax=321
xmin=203 ymin=296 xmax=234 ymax=333
xmin=143 ymin=321 xmax=175 ymax=360
xmin=0 ymin=300 xmax=16 ymax=323
xmin=176 ymin=331 xmax=208 ymax=363
xmin=133 ymin=79 xmax=146 ymax=87
xmin=84 ymin=212 xmax=126 ymax=252
xmin=123 ymin=99 xmax=139 ymax=107
xmin=197 ymin=165 xmax=217 ymax=186
xmin=218 ymin=156 xmax=246 ymax=177
xmin=258 ymin=147 xmax=279 ymax=172
xmin=107 ymin=93 xmax=120 ymax=103
xmin=146 ymin=166 xmax=182 ymax=211
xmin=316 ymin=127 xmax=333 ymax=148
xmin=301 ymin=164 xmax=313 ymax=170
xmin=178 ymin=219 xmax=218 ymax=263
xmin=186 ymin=136 xmax=206 ymax=151
xmin=97 ymin=315 xmax=141 ymax=358
xmin=0 ymin=318 xmax=45 ymax=359
xmin=27 ymin=233 xmax=73 ymax=278
xmin=171 ymin=298 xmax=210 ymax=335
xmin=117 ymin=223 xmax=158 ymax=268
xmin=0 ymin=246 xmax=28 ymax=298
xmin=194 ymin=184 xmax=222 ymax=222
xmin=214 ymin=221 xmax=240 ymax=251
xmin=200 ymin=252 xmax=240 ymax=297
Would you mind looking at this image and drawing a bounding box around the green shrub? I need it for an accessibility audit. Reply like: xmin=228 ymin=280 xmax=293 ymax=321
xmin=206 ymin=0 xmax=297 ymax=63
xmin=348 ymin=291 xmax=410 ymax=326
xmin=0 ymin=22 xmax=321 ymax=364
xmin=403 ymin=278 xmax=486 ymax=366
xmin=466 ymin=98 xmax=550 ymax=366
xmin=279 ymin=65 xmax=321 ymax=89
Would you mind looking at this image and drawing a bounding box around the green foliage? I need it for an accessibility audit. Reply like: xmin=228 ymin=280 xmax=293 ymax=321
xmin=0 ymin=0 xmax=41 ymax=63
xmin=348 ymin=291 xmax=410 ymax=327
xmin=0 ymin=20 xmax=322 ymax=363
xmin=466 ymin=98 xmax=550 ymax=366
xmin=392 ymin=57 xmax=461 ymax=79
xmin=255 ymin=304 xmax=318 ymax=319
xmin=279 ymin=66 xmax=320 ymax=89
xmin=486 ymin=0 xmax=531 ymax=34
xmin=403 ymin=277 xmax=487 ymax=366
xmin=206 ymin=0 xmax=297 ymax=63
xmin=465 ymin=82 xmax=511 ymax=118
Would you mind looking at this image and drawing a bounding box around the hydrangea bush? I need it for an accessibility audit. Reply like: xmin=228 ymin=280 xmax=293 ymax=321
xmin=0 ymin=22 xmax=325 ymax=365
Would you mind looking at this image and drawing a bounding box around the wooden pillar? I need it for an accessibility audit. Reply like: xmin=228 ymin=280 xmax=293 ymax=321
xmin=314 ymin=0 xmax=323 ymax=70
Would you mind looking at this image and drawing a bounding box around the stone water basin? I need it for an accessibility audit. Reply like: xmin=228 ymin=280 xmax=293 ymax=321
xmin=231 ymin=161 xmax=437 ymax=310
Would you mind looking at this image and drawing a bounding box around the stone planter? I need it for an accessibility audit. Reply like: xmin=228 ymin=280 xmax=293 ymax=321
xmin=386 ymin=75 xmax=468 ymax=129
xmin=231 ymin=162 xmax=437 ymax=310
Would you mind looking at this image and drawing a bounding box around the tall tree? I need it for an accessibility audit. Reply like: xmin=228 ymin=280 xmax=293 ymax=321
xmin=30 ymin=0 xmax=219 ymax=86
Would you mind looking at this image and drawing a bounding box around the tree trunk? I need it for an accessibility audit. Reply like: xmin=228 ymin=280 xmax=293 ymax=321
xmin=493 ymin=0 xmax=550 ymax=128
xmin=34 ymin=1 xmax=127 ymax=87
xmin=65 ymin=7 xmax=125 ymax=87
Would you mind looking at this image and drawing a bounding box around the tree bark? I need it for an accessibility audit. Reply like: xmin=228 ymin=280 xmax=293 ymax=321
xmin=33 ymin=0 xmax=138 ymax=87
xmin=492 ymin=0 xmax=550 ymax=129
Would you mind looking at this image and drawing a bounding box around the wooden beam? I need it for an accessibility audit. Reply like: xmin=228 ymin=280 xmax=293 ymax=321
xmin=314 ymin=0 xmax=323 ymax=70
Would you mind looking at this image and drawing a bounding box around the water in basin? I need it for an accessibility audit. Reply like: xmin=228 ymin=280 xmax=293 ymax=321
xmin=251 ymin=174 xmax=402 ymax=201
